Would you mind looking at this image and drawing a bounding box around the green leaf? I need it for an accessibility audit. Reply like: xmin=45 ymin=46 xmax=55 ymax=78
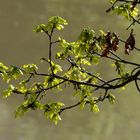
xmin=23 ymin=64 xmax=38 ymax=73
xmin=0 ymin=72 xmax=11 ymax=83
xmin=2 ymin=84 xmax=15 ymax=98
xmin=8 ymin=66 xmax=24 ymax=79
xmin=81 ymin=59 xmax=91 ymax=66
xmin=33 ymin=16 xmax=68 ymax=33
xmin=56 ymin=102 xmax=65 ymax=107
xmin=108 ymin=93 xmax=115 ymax=104
xmin=90 ymin=56 xmax=99 ymax=64
xmin=111 ymin=3 xmax=138 ymax=20
xmin=51 ymin=62 xmax=63 ymax=74
xmin=48 ymin=16 xmax=68 ymax=30
xmin=52 ymin=114 xmax=61 ymax=125
xmin=99 ymin=30 xmax=106 ymax=36
xmin=110 ymin=0 xmax=117 ymax=4
xmin=43 ymin=102 xmax=64 ymax=124
xmin=15 ymin=104 xmax=29 ymax=118
xmin=2 ymin=89 xmax=11 ymax=98
xmin=33 ymin=24 xmax=47 ymax=33
xmin=35 ymin=101 xmax=44 ymax=110
xmin=131 ymin=8 xmax=139 ymax=18
xmin=90 ymin=104 xmax=100 ymax=112
xmin=56 ymin=24 xmax=64 ymax=30
xmin=19 ymin=79 xmax=29 ymax=85
xmin=79 ymin=27 xmax=95 ymax=43
xmin=80 ymin=100 xmax=87 ymax=110
xmin=0 ymin=62 xmax=8 ymax=71
xmin=43 ymin=76 xmax=62 ymax=90
xmin=17 ymin=85 xmax=28 ymax=93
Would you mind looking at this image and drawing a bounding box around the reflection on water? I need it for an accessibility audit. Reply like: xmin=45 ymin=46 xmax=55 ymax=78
xmin=0 ymin=0 xmax=140 ymax=140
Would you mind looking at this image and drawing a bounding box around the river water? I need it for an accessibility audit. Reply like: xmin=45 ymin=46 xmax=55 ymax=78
xmin=0 ymin=0 xmax=140 ymax=140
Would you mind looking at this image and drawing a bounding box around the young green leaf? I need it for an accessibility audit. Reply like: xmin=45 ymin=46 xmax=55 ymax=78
xmin=108 ymin=93 xmax=115 ymax=104
xmin=23 ymin=64 xmax=38 ymax=73
xmin=90 ymin=104 xmax=100 ymax=113
xmin=2 ymin=84 xmax=15 ymax=98
xmin=15 ymin=104 xmax=29 ymax=118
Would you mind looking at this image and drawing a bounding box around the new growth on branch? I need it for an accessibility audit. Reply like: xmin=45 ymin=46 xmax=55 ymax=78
xmin=0 ymin=0 xmax=140 ymax=124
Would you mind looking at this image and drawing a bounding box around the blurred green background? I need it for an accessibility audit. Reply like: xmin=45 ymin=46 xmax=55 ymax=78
xmin=0 ymin=0 xmax=140 ymax=140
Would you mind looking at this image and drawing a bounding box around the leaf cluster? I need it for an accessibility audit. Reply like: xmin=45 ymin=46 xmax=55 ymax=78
xmin=0 ymin=1 xmax=140 ymax=124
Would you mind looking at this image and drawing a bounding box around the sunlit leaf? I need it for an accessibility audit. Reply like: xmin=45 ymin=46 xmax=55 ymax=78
xmin=90 ymin=104 xmax=100 ymax=112
xmin=23 ymin=64 xmax=38 ymax=73
xmin=33 ymin=24 xmax=47 ymax=33
xmin=0 ymin=62 xmax=8 ymax=71
xmin=2 ymin=84 xmax=15 ymax=98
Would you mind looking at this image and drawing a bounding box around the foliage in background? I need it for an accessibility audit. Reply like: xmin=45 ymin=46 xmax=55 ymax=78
xmin=0 ymin=0 xmax=140 ymax=124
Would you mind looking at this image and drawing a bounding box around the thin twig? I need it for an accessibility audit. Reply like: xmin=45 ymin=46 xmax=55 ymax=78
xmin=135 ymin=79 xmax=140 ymax=92
xmin=59 ymin=96 xmax=87 ymax=115
xmin=94 ymin=51 xmax=140 ymax=67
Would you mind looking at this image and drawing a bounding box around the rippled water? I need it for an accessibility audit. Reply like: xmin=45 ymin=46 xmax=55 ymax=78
xmin=0 ymin=0 xmax=140 ymax=140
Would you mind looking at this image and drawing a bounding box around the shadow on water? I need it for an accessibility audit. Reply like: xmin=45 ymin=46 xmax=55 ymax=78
xmin=0 ymin=0 xmax=140 ymax=140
